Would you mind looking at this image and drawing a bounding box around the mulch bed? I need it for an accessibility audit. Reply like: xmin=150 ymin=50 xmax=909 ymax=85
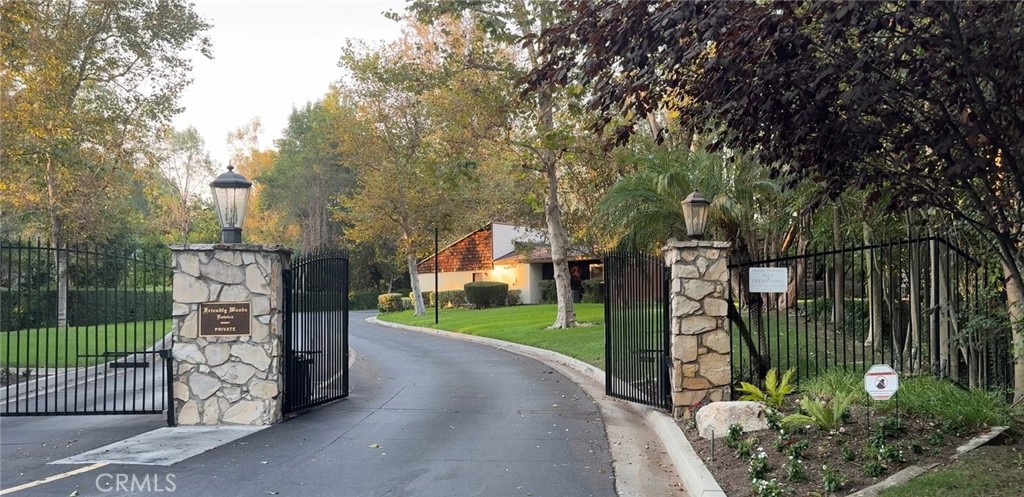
xmin=681 ymin=402 xmax=975 ymax=497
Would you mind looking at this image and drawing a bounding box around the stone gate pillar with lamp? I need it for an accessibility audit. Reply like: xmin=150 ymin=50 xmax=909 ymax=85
xmin=169 ymin=166 xmax=293 ymax=425
xmin=664 ymin=191 xmax=732 ymax=420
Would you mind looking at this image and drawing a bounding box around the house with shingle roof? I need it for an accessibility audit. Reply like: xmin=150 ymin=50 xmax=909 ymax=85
xmin=416 ymin=222 xmax=601 ymax=304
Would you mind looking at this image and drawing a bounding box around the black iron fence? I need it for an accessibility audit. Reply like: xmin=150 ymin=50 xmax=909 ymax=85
xmin=603 ymin=250 xmax=671 ymax=409
xmin=1 ymin=239 xmax=172 ymax=416
xmin=728 ymin=237 xmax=1013 ymax=395
xmin=283 ymin=251 xmax=349 ymax=413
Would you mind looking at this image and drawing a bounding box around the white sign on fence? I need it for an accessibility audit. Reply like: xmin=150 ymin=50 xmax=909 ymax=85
xmin=748 ymin=267 xmax=788 ymax=293
xmin=864 ymin=364 xmax=900 ymax=400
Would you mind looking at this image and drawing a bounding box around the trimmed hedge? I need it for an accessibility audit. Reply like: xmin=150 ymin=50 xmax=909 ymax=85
xmin=0 ymin=289 xmax=172 ymax=331
xmin=409 ymin=291 xmax=434 ymax=308
xmin=539 ymin=280 xmax=557 ymax=303
xmin=464 ymin=281 xmax=509 ymax=309
xmin=349 ymin=291 xmax=379 ymax=311
xmin=506 ymin=289 xmax=522 ymax=306
xmin=292 ymin=291 xmax=346 ymax=312
xmin=582 ymin=280 xmax=603 ymax=303
xmin=434 ymin=290 xmax=467 ymax=308
xmin=401 ymin=297 xmax=412 ymax=310
xmin=377 ymin=293 xmax=403 ymax=313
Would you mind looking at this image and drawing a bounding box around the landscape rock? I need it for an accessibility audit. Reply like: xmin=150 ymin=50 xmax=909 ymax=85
xmin=695 ymin=401 xmax=769 ymax=440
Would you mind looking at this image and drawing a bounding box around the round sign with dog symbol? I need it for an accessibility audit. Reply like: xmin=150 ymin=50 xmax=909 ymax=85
xmin=864 ymin=364 xmax=899 ymax=400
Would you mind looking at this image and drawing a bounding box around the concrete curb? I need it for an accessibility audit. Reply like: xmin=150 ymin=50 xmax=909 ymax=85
xmin=955 ymin=425 xmax=1009 ymax=456
xmin=367 ymin=316 xmax=726 ymax=497
xmin=846 ymin=464 xmax=938 ymax=497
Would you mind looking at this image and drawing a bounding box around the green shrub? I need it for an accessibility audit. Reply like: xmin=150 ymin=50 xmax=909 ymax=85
xmin=726 ymin=423 xmax=744 ymax=449
xmin=409 ymin=291 xmax=433 ymax=308
xmin=377 ymin=293 xmax=403 ymax=313
xmin=434 ymin=290 xmax=466 ymax=308
xmin=464 ymin=281 xmax=509 ymax=309
xmin=737 ymin=367 xmax=795 ymax=409
xmin=401 ymin=297 xmax=412 ymax=310
xmin=349 ymin=291 xmax=378 ymax=310
xmin=581 ymin=279 xmax=603 ymax=303
xmin=799 ymin=368 xmax=868 ymax=404
xmin=822 ymin=465 xmax=846 ymax=492
xmin=881 ymin=375 xmax=1012 ymax=431
xmin=292 ymin=291 xmax=345 ymax=311
xmin=864 ymin=460 xmax=886 ymax=478
xmin=539 ymin=280 xmax=557 ymax=303
xmin=506 ymin=290 xmax=522 ymax=306
xmin=1 ymin=289 xmax=172 ymax=331
xmin=782 ymin=390 xmax=858 ymax=432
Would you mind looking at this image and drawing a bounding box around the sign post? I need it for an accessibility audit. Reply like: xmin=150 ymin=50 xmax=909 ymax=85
xmin=748 ymin=267 xmax=788 ymax=294
xmin=864 ymin=364 xmax=899 ymax=400
xmin=864 ymin=363 xmax=900 ymax=429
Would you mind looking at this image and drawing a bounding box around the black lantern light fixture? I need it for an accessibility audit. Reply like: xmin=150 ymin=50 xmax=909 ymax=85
xmin=681 ymin=190 xmax=711 ymax=240
xmin=210 ymin=165 xmax=252 ymax=244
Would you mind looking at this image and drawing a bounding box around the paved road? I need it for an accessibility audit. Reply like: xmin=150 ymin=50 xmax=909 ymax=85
xmin=1 ymin=312 xmax=617 ymax=496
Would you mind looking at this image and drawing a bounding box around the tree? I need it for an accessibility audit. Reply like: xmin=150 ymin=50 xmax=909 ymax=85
xmin=258 ymin=93 xmax=355 ymax=254
xmin=1 ymin=0 xmax=211 ymax=246
xmin=532 ymin=1 xmax=1024 ymax=398
xmin=226 ymin=118 xmax=289 ymax=246
xmin=1 ymin=0 xmax=209 ymax=325
xmin=407 ymin=0 xmax=586 ymax=328
xmin=339 ymin=26 xmax=505 ymax=316
xmin=151 ymin=127 xmax=215 ymax=243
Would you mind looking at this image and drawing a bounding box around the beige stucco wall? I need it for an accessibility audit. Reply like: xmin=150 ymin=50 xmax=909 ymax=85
xmin=415 ymin=263 xmax=544 ymax=304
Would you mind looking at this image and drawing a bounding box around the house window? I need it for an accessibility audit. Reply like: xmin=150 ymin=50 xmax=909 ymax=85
xmin=472 ymin=272 xmax=487 ymax=282
xmin=589 ymin=264 xmax=604 ymax=282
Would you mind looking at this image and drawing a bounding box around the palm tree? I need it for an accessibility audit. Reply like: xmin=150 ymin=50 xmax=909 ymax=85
xmin=599 ymin=139 xmax=798 ymax=377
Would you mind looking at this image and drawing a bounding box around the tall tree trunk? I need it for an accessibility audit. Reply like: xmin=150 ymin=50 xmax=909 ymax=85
xmin=511 ymin=1 xmax=575 ymax=329
xmin=780 ymin=230 xmax=807 ymax=309
xmin=864 ymin=224 xmax=883 ymax=349
xmin=1003 ymin=260 xmax=1024 ymax=401
xmin=46 ymin=156 xmax=68 ymax=328
xmin=535 ymin=85 xmax=576 ymax=329
xmin=734 ymin=247 xmax=770 ymax=378
xmin=908 ymin=223 xmax=923 ymax=371
xmin=405 ymin=232 xmax=427 ymax=317
xmin=832 ymin=204 xmax=844 ymax=333
xmin=929 ymin=238 xmax=940 ymax=373
xmin=937 ymin=243 xmax=953 ymax=378
xmin=544 ymin=157 xmax=576 ymax=329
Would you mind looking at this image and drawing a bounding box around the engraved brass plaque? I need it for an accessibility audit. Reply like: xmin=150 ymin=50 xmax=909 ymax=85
xmin=199 ymin=302 xmax=251 ymax=337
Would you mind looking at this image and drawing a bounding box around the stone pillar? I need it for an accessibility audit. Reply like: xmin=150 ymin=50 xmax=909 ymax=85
xmin=664 ymin=241 xmax=732 ymax=420
xmin=170 ymin=244 xmax=292 ymax=425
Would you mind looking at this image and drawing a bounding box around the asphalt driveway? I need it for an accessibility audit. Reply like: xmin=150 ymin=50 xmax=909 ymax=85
xmin=1 ymin=311 xmax=616 ymax=497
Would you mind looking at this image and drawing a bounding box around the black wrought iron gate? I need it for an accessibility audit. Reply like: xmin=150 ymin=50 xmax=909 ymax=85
xmin=603 ymin=250 xmax=671 ymax=409
xmin=282 ymin=252 xmax=349 ymax=414
xmin=1 ymin=239 xmax=172 ymax=418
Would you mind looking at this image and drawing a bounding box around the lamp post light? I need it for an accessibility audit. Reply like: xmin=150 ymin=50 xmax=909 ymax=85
xmin=681 ymin=190 xmax=711 ymax=240
xmin=210 ymin=165 xmax=252 ymax=244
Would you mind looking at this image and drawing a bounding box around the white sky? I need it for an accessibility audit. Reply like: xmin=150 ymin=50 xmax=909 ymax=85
xmin=173 ymin=0 xmax=407 ymax=166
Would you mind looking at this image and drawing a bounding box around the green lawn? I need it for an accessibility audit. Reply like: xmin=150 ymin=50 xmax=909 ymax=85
xmin=880 ymin=444 xmax=1024 ymax=497
xmin=0 ymin=319 xmax=171 ymax=368
xmin=730 ymin=309 xmax=892 ymax=385
xmin=376 ymin=304 xmax=606 ymax=368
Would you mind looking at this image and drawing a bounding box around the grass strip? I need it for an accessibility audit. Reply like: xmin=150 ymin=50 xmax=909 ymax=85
xmin=375 ymin=303 xmax=605 ymax=368
xmin=0 ymin=319 xmax=171 ymax=368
